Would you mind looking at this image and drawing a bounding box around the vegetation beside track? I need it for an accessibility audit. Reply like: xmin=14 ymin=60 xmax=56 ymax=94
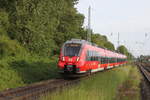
xmin=116 ymin=65 xmax=141 ymax=100
xmin=0 ymin=55 xmax=59 ymax=91
xmin=41 ymin=65 xmax=141 ymax=100
xmin=0 ymin=35 xmax=59 ymax=91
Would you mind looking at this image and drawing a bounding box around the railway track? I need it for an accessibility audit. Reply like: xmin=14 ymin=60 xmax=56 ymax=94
xmin=0 ymin=78 xmax=81 ymax=100
xmin=139 ymin=65 xmax=150 ymax=82
xmin=137 ymin=63 xmax=150 ymax=82
xmin=0 ymin=65 xmax=123 ymax=100
xmin=137 ymin=62 xmax=150 ymax=100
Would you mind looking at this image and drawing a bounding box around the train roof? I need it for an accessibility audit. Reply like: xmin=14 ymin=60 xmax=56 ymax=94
xmin=65 ymin=39 xmax=105 ymax=48
xmin=65 ymin=39 xmax=91 ymax=45
xmin=65 ymin=39 xmax=127 ymax=58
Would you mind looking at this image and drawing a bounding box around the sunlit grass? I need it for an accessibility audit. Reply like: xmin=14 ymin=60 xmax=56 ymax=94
xmin=0 ymin=35 xmax=60 ymax=91
xmin=116 ymin=65 xmax=141 ymax=100
xmin=0 ymin=56 xmax=59 ymax=91
xmin=41 ymin=65 xmax=140 ymax=100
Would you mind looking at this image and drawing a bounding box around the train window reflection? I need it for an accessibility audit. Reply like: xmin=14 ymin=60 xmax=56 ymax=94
xmin=64 ymin=43 xmax=81 ymax=57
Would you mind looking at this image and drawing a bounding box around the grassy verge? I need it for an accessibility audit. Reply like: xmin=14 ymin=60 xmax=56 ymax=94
xmin=0 ymin=35 xmax=59 ymax=91
xmin=41 ymin=65 xmax=141 ymax=100
xmin=0 ymin=56 xmax=59 ymax=91
xmin=116 ymin=65 xmax=141 ymax=100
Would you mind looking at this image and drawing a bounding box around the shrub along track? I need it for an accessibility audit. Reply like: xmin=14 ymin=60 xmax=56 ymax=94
xmin=137 ymin=62 xmax=150 ymax=100
xmin=0 ymin=78 xmax=82 ymax=100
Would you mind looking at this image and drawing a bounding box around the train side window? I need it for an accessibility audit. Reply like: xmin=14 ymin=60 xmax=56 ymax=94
xmin=108 ymin=58 xmax=110 ymax=63
xmin=95 ymin=51 xmax=97 ymax=61
xmin=86 ymin=50 xmax=90 ymax=61
xmin=86 ymin=51 xmax=88 ymax=61
xmin=101 ymin=57 xmax=104 ymax=64
xmin=117 ymin=58 xmax=119 ymax=62
xmin=90 ymin=51 xmax=92 ymax=61
xmin=101 ymin=57 xmax=107 ymax=64
xmin=105 ymin=57 xmax=107 ymax=64
xmin=113 ymin=58 xmax=116 ymax=63
xmin=93 ymin=51 xmax=95 ymax=61
xmin=106 ymin=57 xmax=109 ymax=63
xmin=110 ymin=58 xmax=112 ymax=63
xmin=89 ymin=51 xmax=91 ymax=57
xmin=109 ymin=58 xmax=111 ymax=63
xmin=86 ymin=50 xmax=102 ymax=62
xmin=112 ymin=58 xmax=114 ymax=63
xmin=106 ymin=58 xmax=108 ymax=64
xmin=111 ymin=58 xmax=113 ymax=63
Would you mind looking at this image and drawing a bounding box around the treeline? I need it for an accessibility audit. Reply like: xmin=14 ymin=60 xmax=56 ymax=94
xmin=0 ymin=0 xmax=132 ymax=58
xmin=117 ymin=45 xmax=133 ymax=59
xmin=0 ymin=0 xmax=85 ymax=56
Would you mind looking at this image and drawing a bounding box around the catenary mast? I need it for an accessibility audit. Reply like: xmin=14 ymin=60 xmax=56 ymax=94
xmin=87 ymin=6 xmax=91 ymax=42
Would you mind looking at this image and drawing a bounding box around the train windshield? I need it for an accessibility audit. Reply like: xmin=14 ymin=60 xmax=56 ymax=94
xmin=64 ymin=43 xmax=81 ymax=57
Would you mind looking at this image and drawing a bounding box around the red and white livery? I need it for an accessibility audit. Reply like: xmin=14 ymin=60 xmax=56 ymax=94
xmin=58 ymin=39 xmax=127 ymax=76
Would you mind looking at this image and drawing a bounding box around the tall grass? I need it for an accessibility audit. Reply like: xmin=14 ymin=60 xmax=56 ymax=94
xmin=0 ymin=56 xmax=59 ymax=91
xmin=116 ymin=65 xmax=141 ymax=100
xmin=42 ymin=65 xmax=140 ymax=100
xmin=0 ymin=35 xmax=59 ymax=91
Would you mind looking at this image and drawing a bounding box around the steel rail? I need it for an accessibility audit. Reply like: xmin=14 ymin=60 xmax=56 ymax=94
xmin=0 ymin=78 xmax=81 ymax=100
xmin=139 ymin=64 xmax=150 ymax=82
xmin=0 ymin=64 xmax=125 ymax=100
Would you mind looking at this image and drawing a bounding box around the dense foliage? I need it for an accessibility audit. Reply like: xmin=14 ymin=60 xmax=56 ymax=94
xmin=92 ymin=33 xmax=115 ymax=50
xmin=117 ymin=45 xmax=133 ymax=59
xmin=1 ymin=0 xmax=83 ymax=56
xmin=0 ymin=0 xmax=117 ymax=57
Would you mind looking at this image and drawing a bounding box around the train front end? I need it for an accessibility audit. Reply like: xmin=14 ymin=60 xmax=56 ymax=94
xmin=58 ymin=39 xmax=85 ymax=76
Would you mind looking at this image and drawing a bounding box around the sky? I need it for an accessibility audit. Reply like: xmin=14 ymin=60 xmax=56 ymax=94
xmin=76 ymin=0 xmax=150 ymax=57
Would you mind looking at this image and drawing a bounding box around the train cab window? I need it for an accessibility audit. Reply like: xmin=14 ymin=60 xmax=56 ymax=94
xmin=64 ymin=43 xmax=81 ymax=57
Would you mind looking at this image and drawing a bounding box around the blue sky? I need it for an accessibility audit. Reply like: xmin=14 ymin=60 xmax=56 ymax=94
xmin=76 ymin=0 xmax=150 ymax=57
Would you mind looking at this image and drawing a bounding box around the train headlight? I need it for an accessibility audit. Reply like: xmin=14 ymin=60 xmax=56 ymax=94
xmin=76 ymin=57 xmax=80 ymax=62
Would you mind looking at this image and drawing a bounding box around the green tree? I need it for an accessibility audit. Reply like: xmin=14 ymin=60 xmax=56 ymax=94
xmin=91 ymin=33 xmax=115 ymax=50
xmin=117 ymin=45 xmax=133 ymax=59
xmin=0 ymin=0 xmax=85 ymax=56
xmin=117 ymin=45 xmax=128 ymax=54
xmin=104 ymin=42 xmax=115 ymax=50
xmin=0 ymin=11 xmax=9 ymax=35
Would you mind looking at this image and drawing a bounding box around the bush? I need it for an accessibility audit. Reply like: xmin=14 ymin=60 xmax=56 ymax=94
xmin=0 ymin=35 xmax=27 ymax=58
xmin=0 ymin=35 xmax=59 ymax=91
xmin=0 ymin=56 xmax=59 ymax=91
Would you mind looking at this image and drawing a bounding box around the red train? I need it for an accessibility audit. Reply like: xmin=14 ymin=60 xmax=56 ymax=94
xmin=58 ymin=39 xmax=127 ymax=76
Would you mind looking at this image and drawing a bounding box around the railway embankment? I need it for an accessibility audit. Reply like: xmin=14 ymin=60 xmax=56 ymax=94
xmin=41 ymin=64 xmax=141 ymax=100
